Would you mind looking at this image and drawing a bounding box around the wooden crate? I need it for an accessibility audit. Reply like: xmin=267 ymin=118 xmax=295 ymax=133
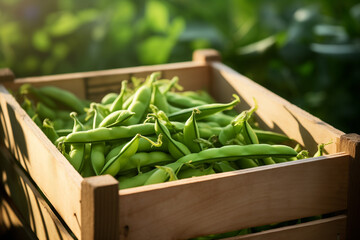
xmin=0 ymin=49 xmax=359 ymax=240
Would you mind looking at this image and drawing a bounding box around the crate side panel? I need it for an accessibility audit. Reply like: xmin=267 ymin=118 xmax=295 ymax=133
xmin=7 ymin=62 xmax=209 ymax=103
xmin=118 ymin=154 xmax=348 ymax=240
xmin=0 ymin=147 xmax=75 ymax=240
xmin=0 ymin=86 xmax=82 ymax=238
xmin=209 ymin=62 xmax=344 ymax=155
xmin=228 ymin=215 xmax=346 ymax=240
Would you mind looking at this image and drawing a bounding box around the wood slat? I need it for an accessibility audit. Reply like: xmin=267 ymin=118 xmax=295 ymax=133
xmin=0 ymin=146 xmax=75 ymax=240
xmin=210 ymin=62 xmax=344 ymax=155
xmin=0 ymin=86 xmax=83 ymax=238
xmin=225 ymin=215 xmax=346 ymax=240
xmin=118 ymin=153 xmax=349 ymax=240
xmin=81 ymin=175 xmax=119 ymax=240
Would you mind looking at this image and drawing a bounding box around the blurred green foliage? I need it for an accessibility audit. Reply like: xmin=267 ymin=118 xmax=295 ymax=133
xmin=1 ymin=0 xmax=359 ymax=133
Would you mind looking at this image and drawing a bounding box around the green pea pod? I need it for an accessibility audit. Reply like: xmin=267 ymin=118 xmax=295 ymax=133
xmin=166 ymin=91 xmax=208 ymax=108
xmin=236 ymin=158 xmax=259 ymax=169
xmin=68 ymin=143 xmax=85 ymax=172
xmin=91 ymin=104 xmax=105 ymax=129
xmin=144 ymin=162 xmax=182 ymax=185
xmin=91 ymin=142 xmax=106 ymax=175
xmin=100 ymin=134 xmax=162 ymax=176
xmin=52 ymin=118 xmax=64 ymax=130
xmin=155 ymin=117 xmax=191 ymax=159
xmin=145 ymin=144 xmax=297 ymax=185
xmin=151 ymin=83 xmax=170 ymax=114
xmin=38 ymin=86 xmax=85 ymax=113
xmin=202 ymin=112 xmax=234 ymax=127
xmin=105 ymin=134 xmax=163 ymax=162
xmin=42 ymin=119 xmax=59 ymax=144
xmin=110 ymin=80 xmax=128 ymax=112
xmin=100 ymin=134 xmax=142 ymax=176
xmin=98 ymin=110 xmax=135 ymax=128
xmin=80 ymin=143 xmax=95 ymax=177
xmin=177 ymin=165 xmax=215 ymax=179
xmin=183 ymin=109 xmax=202 ymax=153
xmin=124 ymin=72 xmax=160 ymax=125
xmin=63 ymin=123 xmax=156 ymax=143
xmin=168 ymin=94 xmax=240 ymax=122
xmin=19 ymin=84 xmax=57 ymax=108
xmin=118 ymin=151 xmax=174 ymax=174
xmin=241 ymin=121 xmax=259 ymax=144
xmin=101 ymin=92 xmax=118 ymax=105
xmin=259 ymin=157 xmax=276 ymax=165
xmin=155 ymin=165 xmax=178 ymax=181
xmin=36 ymin=102 xmax=56 ymax=120
xmin=180 ymin=90 xmax=215 ymax=104
xmin=66 ymin=112 xmax=86 ymax=172
xmin=219 ymin=99 xmax=257 ymax=145
xmin=118 ymin=169 xmax=157 ymax=189
xmin=21 ymin=97 xmax=42 ymax=126
xmin=213 ymin=161 xmax=237 ymax=172
xmin=254 ymin=129 xmax=291 ymax=144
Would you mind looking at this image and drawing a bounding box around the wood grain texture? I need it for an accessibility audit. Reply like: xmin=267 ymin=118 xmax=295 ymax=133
xmin=340 ymin=134 xmax=360 ymax=240
xmin=225 ymin=215 xmax=346 ymax=240
xmin=0 ymin=86 xmax=83 ymax=237
xmin=81 ymin=175 xmax=119 ymax=240
xmin=3 ymin=62 xmax=209 ymax=102
xmin=210 ymin=62 xmax=344 ymax=155
xmin=0 ymin=146 xmax=75 ymax=240
xmin=118 ymin=153 xmax=348 ymax=240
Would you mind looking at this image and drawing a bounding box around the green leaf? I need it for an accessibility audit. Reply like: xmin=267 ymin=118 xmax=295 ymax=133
xmin=137 ymin=36 xmax=174 ymax=64
xmin=146 ymin=0 xmax=169 ymax=32
xmin=33 ymin=30 xmax=50 ymax=52
xmin=49 ymin=12 xmax=80 ymax=37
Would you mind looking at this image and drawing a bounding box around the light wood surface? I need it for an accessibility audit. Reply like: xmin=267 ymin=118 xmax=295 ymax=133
xmin=340 ymin=134 xmax=360 ymax=240
xmin=118 ymin=153 xmax=348 ymax=240
xmin=0 ymin=145 xmax=75 ymax=239
xmin=0 ymin=86 xmax=83 ymax=237
xmin=209 ymin=61 xmax=344 ymax=155
xmin=81 ymin=175 xmax=119 ymax=240
xmin=5 ymin=62 xmax=210 ymax=103
xmin=225 ymin=215 xmax=346 ymax=240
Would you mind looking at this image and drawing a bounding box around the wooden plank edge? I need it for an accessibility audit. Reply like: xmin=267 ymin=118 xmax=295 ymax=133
xmin=13 ymin=61 xmax=205 ymax=83
xmin=119 ymin=152 xmax=349 ymax=194
xmin=81 ymin=175 xmax=119 ymax=240
xmin=340 ymin=134 xmax=360 ymax=240
xmin=223 ymin=215 xmax=347 ymax=240
xmin=0 ymin=85 xmax=83 ymax=237
xmin=0 ymin=145 xmax=76 ymax=239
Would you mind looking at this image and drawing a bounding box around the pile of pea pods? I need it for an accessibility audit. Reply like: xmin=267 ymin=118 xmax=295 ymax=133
xmin=17 ymin=72 xmax=327 ymax=190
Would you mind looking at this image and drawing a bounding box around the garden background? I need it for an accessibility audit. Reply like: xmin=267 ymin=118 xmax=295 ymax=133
xmin=1 ymin=0 xmax=359 ymax=133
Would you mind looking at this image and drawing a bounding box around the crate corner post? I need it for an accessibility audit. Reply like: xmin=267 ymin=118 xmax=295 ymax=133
xmin=81 ymin=175 xmax=119 ymax=240
xmin=340 ymin=133 xmax=360 ymax=240
xmin=192 ymin=49 xmax=221 ymax=63
xmin=0 ymin=68 xmax=15 ymax=83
